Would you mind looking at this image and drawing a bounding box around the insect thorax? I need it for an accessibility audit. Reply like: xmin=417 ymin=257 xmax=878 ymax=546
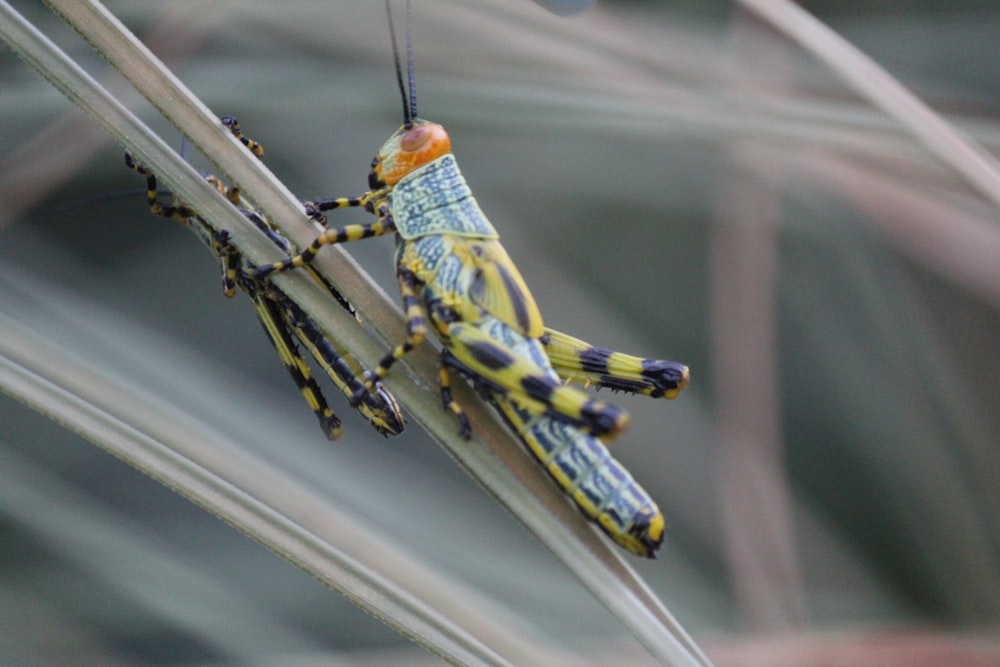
xmin=390 ymin=154 xmax=499 ymax=241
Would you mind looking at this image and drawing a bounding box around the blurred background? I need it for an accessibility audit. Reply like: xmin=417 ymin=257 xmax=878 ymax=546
xmin=1 ymin=1 xmax=999 ymax=664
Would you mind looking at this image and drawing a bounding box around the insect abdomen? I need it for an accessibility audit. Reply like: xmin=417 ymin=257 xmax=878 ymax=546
xmin=489 ymin=395 xmax=664 ymax=558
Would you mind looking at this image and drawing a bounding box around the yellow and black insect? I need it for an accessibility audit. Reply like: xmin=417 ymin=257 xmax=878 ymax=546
xmin=125 ymin=118 xmax=404 ymax=440
xmin=254 ymin=3 xmax=689 ymax=557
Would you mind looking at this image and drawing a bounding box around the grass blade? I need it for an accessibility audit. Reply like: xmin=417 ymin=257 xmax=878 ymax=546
xmin=737 ymin=0 xmax=1000 ymax=212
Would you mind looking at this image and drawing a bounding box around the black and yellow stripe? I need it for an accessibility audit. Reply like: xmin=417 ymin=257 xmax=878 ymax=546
xmin=480 ymin=385 xmax=664 ymax=558
xmin=542 ymin=328 xmax=690 ymax=399
xmin=254 ymin=217 xmax=396 ymax=278
xmin=437 ymin=356 xmax=471 ymax=439
xmin=221 ymin=116 xmax=264 ymax=158
xmin=444 ymin=322 xmax=629 ymax=440
xmin=125 ymin=117 xmax=404 ymax=439
xmin=265 ymin=287 xmax=404 ymax=437
xmin=354 ymin=266 xmax=427 ymax=404
xmin=248 ymin=284 xmax=344 ymax=439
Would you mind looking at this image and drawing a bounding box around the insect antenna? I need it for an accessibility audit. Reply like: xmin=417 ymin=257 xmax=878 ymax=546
xmin=57 ymin=133 xmax=194 ymax=213
xmin=404 ymin=0 xmax=417 ymax=121
xmin=53 ymin=187 xmax=151 ymax=212
xmin=385 ymin=0 xmax=417 ymax=127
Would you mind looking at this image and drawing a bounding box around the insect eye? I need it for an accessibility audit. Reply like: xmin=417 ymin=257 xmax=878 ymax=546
xmin=400 ymin=125 xmax=431 ymax=152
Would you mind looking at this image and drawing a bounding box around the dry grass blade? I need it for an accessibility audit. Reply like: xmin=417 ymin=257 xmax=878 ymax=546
xmin=737 ymin=0 xmax=1000 ymax=212
xmin=0 ymin=313 xmax=515 ymax=666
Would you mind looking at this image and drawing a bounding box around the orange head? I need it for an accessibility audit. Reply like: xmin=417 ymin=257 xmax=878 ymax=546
xmin=369 ymin=119 xmax=452 ymax=189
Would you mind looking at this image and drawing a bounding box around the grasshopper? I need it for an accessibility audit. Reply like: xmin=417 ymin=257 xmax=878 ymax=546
xmin=255 ymin=4 xmax=689 ymax=556
xmin=125 ymin=117 xmax=404 ymax=440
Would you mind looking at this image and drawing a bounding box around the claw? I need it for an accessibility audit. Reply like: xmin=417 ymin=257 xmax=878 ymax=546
xmin=456 ymin=413 xmax=472 ymax=440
